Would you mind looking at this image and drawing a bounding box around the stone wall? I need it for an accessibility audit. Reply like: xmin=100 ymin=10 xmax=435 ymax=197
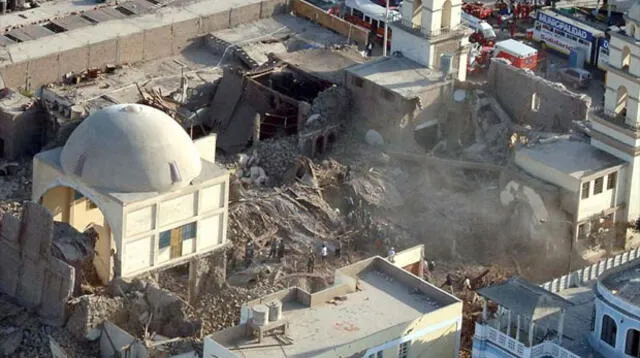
xmin=487 ymin=61 xmax=591 ymax=131
xmin=0 ymin=202 xmax=75 ymax=326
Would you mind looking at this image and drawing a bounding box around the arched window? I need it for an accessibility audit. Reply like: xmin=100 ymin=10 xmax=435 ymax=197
xmin=601 ymin=315 xmax=617 ymax=347
xmin=622 ymin=46 xmax=631 ymax=70
xmin=441 ymin=0 xmax=452 ymax=30
xmin=627 ymin=329 xmax=640 ymax=357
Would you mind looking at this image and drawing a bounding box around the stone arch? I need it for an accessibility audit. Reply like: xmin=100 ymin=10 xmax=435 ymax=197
xmin=412 ymin=0 xmax=423 ymax=28
xmin=622 ymin=45 xmax=631 ymax=70
xmin=39 ymin=185 xmax=116 ymax=285
xmin=441 ymin=0 xmax=452 ymax=30
xmin=616 ymin=85 xmax=628 ymax=118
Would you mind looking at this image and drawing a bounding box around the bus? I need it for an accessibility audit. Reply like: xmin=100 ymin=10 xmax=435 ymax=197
xmin=344 ymin=0 xmax=401 ymax=45
xmin=533 ymin=8 xmax=610 ymax=70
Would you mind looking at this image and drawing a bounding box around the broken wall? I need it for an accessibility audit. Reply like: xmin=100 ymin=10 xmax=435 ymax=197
xmin=0 ymin=96 xmax=44 ymax=159
xmin=346 ymin=71 xmax=452 ymax=149
xmin=487 ymin=61 xmax=591 ymax=131
xmin=0 ymin=202 xmax=75 ymax=325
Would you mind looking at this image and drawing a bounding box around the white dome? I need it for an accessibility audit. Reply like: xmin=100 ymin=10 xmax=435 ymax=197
xmin=60 ymin=104 xmax=202 ymax=193
xmin=628 ymin=1 xmax=640 ymax=24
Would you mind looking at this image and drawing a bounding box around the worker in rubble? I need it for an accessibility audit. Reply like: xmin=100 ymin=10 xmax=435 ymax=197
xmin=307 ymin=251 xmax=316 ymax=273
xmin=320 ymin=243 xmax=328 ymax=263
xmin=463 ymin=276 xmax=472 ymax=291
xmin=388 ymin=247 xmax=396 ymax=263
xmin=268 ymin=237 xmax=278 ymax=259
xmin=245 ymin=240 xmax=254 ymax=268
xmin=277 ymin=239 xmax=285 ymax=262
xmin=441 ymin=273 xmax=454 ymax=294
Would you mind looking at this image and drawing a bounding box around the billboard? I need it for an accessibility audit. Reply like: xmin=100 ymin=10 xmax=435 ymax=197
xmin=537 ymin=12 xmax=593 ymax=41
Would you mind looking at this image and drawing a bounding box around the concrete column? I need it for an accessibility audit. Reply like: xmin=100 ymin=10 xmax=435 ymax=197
xmin=528 ymin=319 xmax=535 ymax=347
xmin=558 ymin=309 xmax=566 ymax=344
xmin=507 ymin=310 xmax=512 ymax=337
xmin=482 ymin=299 xmax=488 ymax=321
xmin=188 ymin=257 xmax=201 ymax=305
xmin=516 ymin=314 xmax=521 ymax=341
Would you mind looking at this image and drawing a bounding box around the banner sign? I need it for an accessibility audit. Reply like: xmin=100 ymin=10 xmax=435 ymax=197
xmin=537 ymin=12 xmax=593 ymax=41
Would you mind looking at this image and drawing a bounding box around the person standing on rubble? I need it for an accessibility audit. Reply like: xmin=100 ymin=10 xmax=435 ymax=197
xmin=245 ymin=240 xmax=255 ymax=268
xmin=441 ymin=273 xmax=455 ymax=294
xmin=320 ymin=243 xmax=328 ymax=263
xmin=268 ymin=237 xmax=277 ymax=260
xmin=307 ymin=251 xmax=316 ymax=273
xmin=388 ymin=247 xmax=396 ymax=263
xmin=277 ymin=239 xmax=285 ymax=263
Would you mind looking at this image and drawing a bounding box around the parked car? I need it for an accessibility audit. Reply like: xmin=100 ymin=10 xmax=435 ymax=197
xmin=558 ymin=67 xmax=591 ymax=89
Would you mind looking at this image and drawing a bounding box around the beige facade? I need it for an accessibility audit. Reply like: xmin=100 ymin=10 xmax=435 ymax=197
xmin=32 ymin=104 xmax=230 ymax=284
xmin=204 ymin=252 xmax=462 ymax=358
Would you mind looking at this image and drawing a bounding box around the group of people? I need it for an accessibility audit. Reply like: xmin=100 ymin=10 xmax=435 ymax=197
xmin=306 ymin=242 xmax=343 ymax=273
xmin=242 ymin=237 xmax=287 ymax=268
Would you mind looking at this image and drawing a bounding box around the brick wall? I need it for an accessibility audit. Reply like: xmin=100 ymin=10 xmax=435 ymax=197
xmin=0 ymin=202 xmax=75 ymax=326
xmin=487 ymin=61 xmax=591 ymax=131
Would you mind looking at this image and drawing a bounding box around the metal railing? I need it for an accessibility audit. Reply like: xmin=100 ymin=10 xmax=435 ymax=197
xmin=395 ymin=21 xmax=468 ymax=40
xmin=475 ymin=323 xmax=582 ymax=358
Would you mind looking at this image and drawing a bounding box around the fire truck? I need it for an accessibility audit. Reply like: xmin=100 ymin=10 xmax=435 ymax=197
xmin=462 ymin=2 xmax=494 ymax=19
xmin=462 ymin=12 xmax=496 ymax=46
xmin=343 ymin=0 xmax=401 ymax=46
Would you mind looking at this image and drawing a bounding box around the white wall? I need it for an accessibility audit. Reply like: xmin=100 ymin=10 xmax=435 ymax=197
xmin=576 ymin=172 xmax=620 ymax=221
xmin=391 ymin=29 xmax=430 ymax=67
xmin=514 ymin=152 xmax=579 ymax=192
xmin=604 ymin=71 xmax=640 ymax=127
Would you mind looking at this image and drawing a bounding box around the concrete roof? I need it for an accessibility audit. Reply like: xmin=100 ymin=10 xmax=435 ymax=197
xmin=346 ymin=56 xmax=447 ymax=99
xmin=6 ymin=25 xmax=55 ymax=42
xmin=273 ymin=48 xmax=362 ymax=85
xmin=478 ymin=277 xmax=574 ymax=320
xmin=59 ymin=103 xmax=202 ymax=193
xmin=51 ymin=15 xmax=96 ymax=31
xmin=600 ymin=260 xmax=640 ymax=308
xmin=81 ymin=8 xmax=128 ymax=23
xmin=210 ymin=257 xmax=460 ymax=357
xmin=0 ymin=0 xmax=266 ymax=66
xmin=516 ymin=138 xmax=624 ymax=179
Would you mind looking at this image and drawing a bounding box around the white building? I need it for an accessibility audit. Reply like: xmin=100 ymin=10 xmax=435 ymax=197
xmin=390 ymin=0 xmax=469 ymax=80
xmin=32 ymin=104 xmax=229 ymax=285
xmin=590 ymin=2 xmax=640 ymax=224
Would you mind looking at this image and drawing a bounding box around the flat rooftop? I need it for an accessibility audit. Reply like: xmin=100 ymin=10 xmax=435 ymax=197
xmin=600 ymin=261 xmax=640 ymax=307
xmin=35 ymin=147 xmax=227 ymax=204
xmin=516 ymin=138 xmax=624 ymax=179
xmin=346 ymin=56 xmax=448 ymax=99
xmin=273 ymin=48 xmax=362 ymax=85
xmin=209 ymin=257 xmax=460 ymax=357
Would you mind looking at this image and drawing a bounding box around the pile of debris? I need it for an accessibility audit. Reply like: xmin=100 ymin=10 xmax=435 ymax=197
xmin=0 ymin=160 xmax=32 ymax=217
xmin=137 ymin=84 xmax=181 ymax=119
xmin=229 ymin=137 xmax=300 ymax=186
xmin=303 ymin=86 xmax=351 ymax=134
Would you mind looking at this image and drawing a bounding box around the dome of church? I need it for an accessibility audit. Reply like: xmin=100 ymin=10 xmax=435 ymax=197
xmin=60 ymin=103 xmax=202 ymax=193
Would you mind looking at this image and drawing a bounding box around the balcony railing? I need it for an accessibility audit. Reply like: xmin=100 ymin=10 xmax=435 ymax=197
xmin=474 ymin=323 xmax=582 ymax=358
xmin=395 ymin=20 xmax=468 ymax=40
xmin=589 ymin=106 xmax=640 ymax=132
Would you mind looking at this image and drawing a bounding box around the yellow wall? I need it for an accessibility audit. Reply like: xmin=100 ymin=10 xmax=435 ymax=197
xmin=41 ymin=187 xmax=113 ymax=284
xmin=409 ymin=302 xmax=462 ymax=358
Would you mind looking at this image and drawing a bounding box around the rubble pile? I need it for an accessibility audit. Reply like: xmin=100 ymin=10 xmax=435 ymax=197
xmin=232 ymin=137 xmax=300 ymax=185
xmin=303 ymin=86 xmax=351 ymax=133
xmin=0 ymin=294 xmax=98 ymax=357
xmin=0 ymin=160 xmax=32 ymax=216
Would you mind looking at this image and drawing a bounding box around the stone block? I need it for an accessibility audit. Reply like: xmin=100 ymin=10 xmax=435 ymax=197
xmin=15 ymin=258 xmax=46 ymax=308
xmin=39 ymin=257 xmax=75 ymax=325
xmin=0 ymin=212 xmax=21 ymax=245
xmin=0 ymin=245 xmax=21 ymax=296
xmin=19 ymin=202 xmax=54 ymax=261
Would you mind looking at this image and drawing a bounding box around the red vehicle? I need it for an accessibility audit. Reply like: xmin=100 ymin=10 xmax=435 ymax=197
xmin=493 ymin=39 xmax=538 ymax=69
xmin=468 ymin=45 xmax=494 ymax=74
xmin=462 ymin=2 xmax=494 ymax=19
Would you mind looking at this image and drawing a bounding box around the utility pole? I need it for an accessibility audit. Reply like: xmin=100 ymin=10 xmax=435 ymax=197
xmin=383 ymin=0 xmax=390 ymax=57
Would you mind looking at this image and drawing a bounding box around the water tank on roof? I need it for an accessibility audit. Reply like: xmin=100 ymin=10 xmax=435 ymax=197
xmin=268 ymin=301 xmax=283 ymax=322
xmin=252 ymin=305 xmax=269 ymax=326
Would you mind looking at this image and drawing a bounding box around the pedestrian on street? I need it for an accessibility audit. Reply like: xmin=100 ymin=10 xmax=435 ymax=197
xmin=320 ymin=243 xmax=328 ymax=262
xmin=277 ymin=240 xmax=285 ymax=262
xmin=307 ymin=251 xmax=316 ymax=273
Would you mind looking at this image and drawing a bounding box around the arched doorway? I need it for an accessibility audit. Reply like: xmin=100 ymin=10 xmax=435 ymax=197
xmin=616 ymin=86 xmax=628 ymax=119
xmin=441 ymin=0 xmax=452 ymax=30
xmin=412 ymin=0 xmax=422 ymax=28
xmin=622 ymin=46 xmax=631 ymax=70
xmin=40 ymin=186 xmax=114 ymax=284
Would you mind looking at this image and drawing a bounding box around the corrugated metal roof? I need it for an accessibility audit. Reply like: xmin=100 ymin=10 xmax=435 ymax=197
xmin=51 ymin=15 xmax=94 ymax=31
